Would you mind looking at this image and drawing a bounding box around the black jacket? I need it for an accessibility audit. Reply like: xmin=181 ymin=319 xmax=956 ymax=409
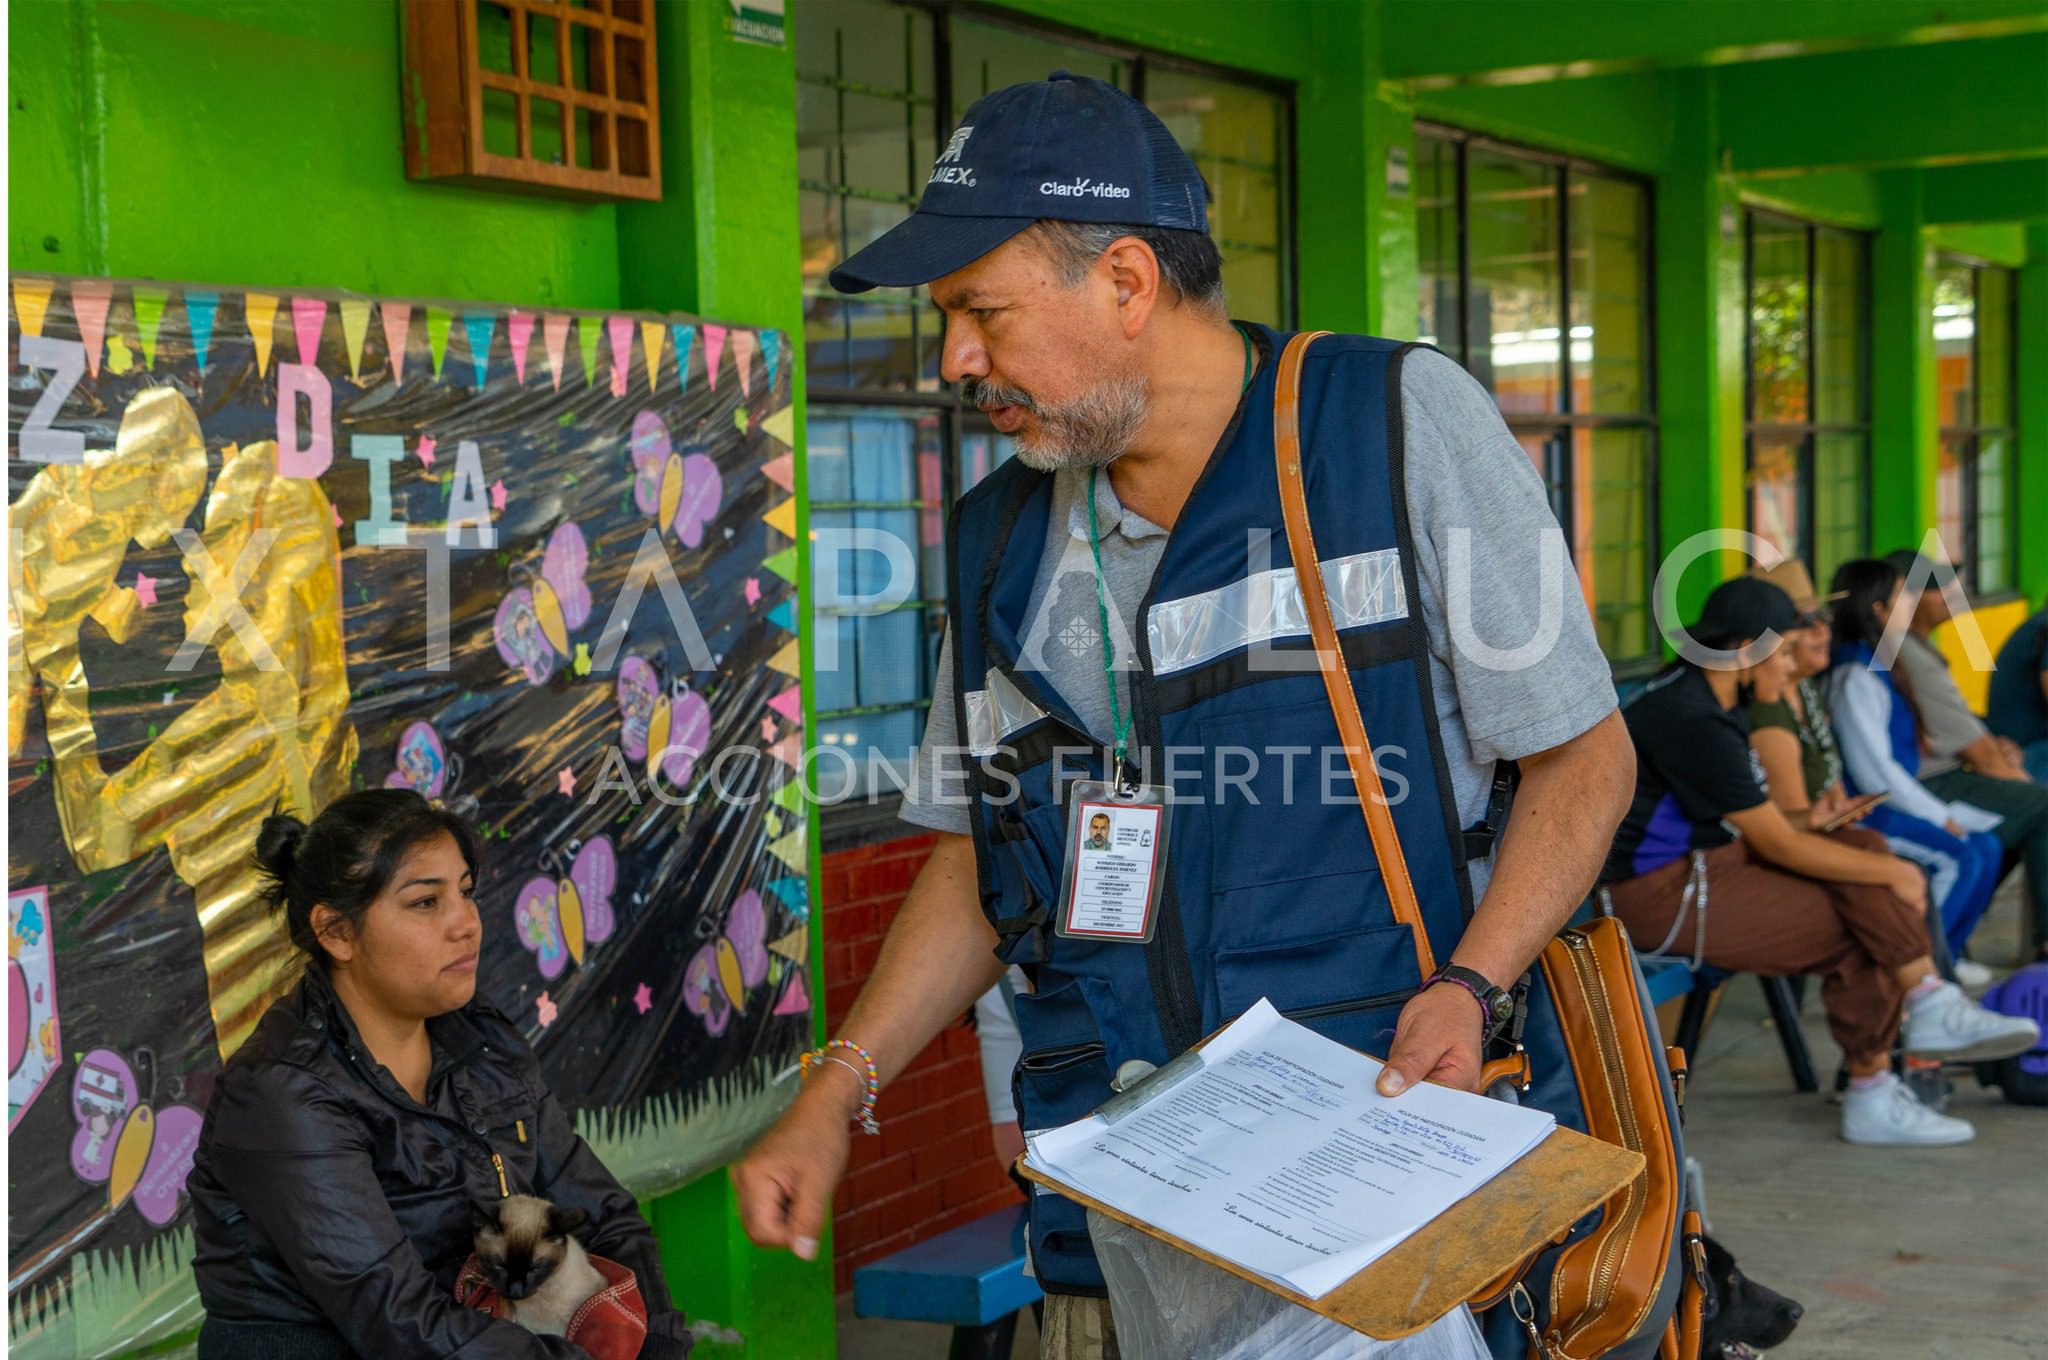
xmin=188 ymin=965 xmax=692 ymax=1359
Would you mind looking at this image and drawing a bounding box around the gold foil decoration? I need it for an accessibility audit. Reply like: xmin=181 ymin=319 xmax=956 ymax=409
xmin=13 ymin=388 xmax=357 ymax=1059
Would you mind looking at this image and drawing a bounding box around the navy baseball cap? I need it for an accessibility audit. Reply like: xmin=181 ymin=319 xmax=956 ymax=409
xmin=827 ymin=71 xmax=1208 ymax=294
xmin=1692 ymin=577 xmax=1801 ymax=649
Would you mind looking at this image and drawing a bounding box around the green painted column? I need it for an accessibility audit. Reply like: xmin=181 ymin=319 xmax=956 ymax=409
xmin=1868 ymin=170 xmax=1939 ymax=558
xmin=617 ymin=3 xmax=833 ymax=1357
xmin=1650 ymin=68 xmax=1746 ymax=639
xmin=2018 ymin=222 xmax=2048 ymax=603
xmin=1295 ymin=0 xmax=1416 ymax=338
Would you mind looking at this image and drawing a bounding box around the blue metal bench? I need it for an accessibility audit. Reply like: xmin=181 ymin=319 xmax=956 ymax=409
xmin=853 ymin=1203 xmax=1042 ymax=1360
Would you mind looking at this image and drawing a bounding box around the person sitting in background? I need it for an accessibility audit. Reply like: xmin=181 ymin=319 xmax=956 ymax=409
xmin=1827 ymin=559 xmax=2008 ymax=964
xmin=1883 ymin=557 xmax=2048 ymax=963
xmin=188 ymin=789 xmax=693 ymax=1360
xmin=1599 ymin=577 xmax=2036 ymax=1146
xmin=973 ymin=966 xmax=1029 ymax=1175
xmin=1744 ymin=561 xmax=1979 ymax=985
xmin=1986 ymin=605 xmax=2048 ymax=785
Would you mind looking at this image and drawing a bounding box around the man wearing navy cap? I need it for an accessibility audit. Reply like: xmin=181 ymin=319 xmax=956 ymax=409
xmin=738 ymin=73 xmax=1643 ymax=1356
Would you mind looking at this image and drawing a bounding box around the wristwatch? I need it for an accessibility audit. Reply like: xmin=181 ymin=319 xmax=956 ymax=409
xmin=1423 ymin=964 xmax=1515 ymax=1041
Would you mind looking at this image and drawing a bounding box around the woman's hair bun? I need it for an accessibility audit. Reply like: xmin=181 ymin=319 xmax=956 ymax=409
xmin=255 ymin=813 xmax=307 ymax=884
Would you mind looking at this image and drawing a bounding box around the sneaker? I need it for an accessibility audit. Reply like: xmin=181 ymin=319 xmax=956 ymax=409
xmin=1903 ymin=981 xmax=2041 ymax=1062
xmin=1840 ymin=1073 xmax=1975 ymax=1146
xmin=1953 ymin=959 xmax=1995 ymax=992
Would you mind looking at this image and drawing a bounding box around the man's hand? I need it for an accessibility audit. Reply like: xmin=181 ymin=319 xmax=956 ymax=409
xmin=1376 ymin=982 xmax=1485 ymax=1097
xmin=732 ymin=1064 xmax=862 ymax=1261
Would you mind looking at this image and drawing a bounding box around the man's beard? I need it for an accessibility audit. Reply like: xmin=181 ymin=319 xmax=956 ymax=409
xmin=967 ymin=370 xmax=1150 ymax=473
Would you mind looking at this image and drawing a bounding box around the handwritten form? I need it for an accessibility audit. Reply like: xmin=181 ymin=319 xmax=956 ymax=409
xmin=1023 ymin=999 xmax=1556 ymax=1299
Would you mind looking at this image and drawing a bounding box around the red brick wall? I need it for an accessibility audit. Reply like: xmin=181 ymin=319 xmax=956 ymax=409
xmin=821 ymin=832 xmax=1024 ymax=1293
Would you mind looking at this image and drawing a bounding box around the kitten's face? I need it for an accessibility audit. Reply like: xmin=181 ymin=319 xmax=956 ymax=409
xmin=473 ymin=1196 xmax=588 ymax=1301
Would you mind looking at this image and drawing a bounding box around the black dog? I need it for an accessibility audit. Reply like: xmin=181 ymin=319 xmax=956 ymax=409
xmin=1700 ymin=1234 xmax=1803 ymax=1358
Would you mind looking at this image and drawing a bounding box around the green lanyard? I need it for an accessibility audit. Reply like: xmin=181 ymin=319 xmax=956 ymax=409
xmin=1086 ymin=325 xmax=1255 ymax=780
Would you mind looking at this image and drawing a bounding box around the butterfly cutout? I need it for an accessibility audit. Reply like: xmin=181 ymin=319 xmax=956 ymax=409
xmin=628 ymin=410 xmax=724 ymax=549
xmin=514 ymin=837 xmax=618 ymax=980
xmin=684 ymin=889 xmax=769 ymax=1036
xmin=69 ymin=1048 xmax=202 ymax=1227
xmin=615 ymin=659 xmax=712 ymax=787
xmin=494 ymin=522 xmax=592 ymax=686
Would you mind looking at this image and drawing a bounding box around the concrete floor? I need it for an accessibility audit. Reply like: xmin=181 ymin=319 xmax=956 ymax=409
xmin=838 ymin=878 xmax=2048 ymax=1359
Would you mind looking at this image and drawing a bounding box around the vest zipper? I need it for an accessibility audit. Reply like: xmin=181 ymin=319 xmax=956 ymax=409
xmin=490 ymin=1151 xmax=510 ymax=1198
xmin=1281 ymin=987 xmax=1418 ymax=1022
xmin=1550 ymin=928 xmax=1647 ymax=1353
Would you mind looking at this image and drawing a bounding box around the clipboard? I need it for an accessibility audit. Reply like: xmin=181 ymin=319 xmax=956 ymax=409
xmin=1016 ymin=1039 xmax=1644 ymax=1340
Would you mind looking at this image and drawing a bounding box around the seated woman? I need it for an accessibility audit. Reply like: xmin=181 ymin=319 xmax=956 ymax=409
xmin=1598 ymin=577 xmax=2036 ymax=1146
xmin=1744 ymin=562 xmax=1976 ymax=985
xmin=1824 ymin=559 xmax=2005 ymax=963
xmin=188 ymin=789 xmax=694 ymax=1358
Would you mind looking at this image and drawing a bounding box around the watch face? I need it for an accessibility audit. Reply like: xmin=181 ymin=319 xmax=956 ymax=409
xmin=1488 ymin=993 xmax=1514 ymax=1022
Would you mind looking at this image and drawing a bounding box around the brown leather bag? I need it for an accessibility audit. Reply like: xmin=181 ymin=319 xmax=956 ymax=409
xmin=1273 ymin=331 xmax=1703 ymax=1360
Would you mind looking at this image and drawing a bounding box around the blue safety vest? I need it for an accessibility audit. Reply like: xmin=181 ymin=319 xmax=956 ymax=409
xmin=946 ymin=328 xmax=1594 ymax=1317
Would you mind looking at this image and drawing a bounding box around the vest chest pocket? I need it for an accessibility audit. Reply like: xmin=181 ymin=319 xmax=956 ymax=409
xmin=1213 ymin=922 xmax=1424 ymax=1058
xmin=1196 ymin=698 xmax=1385 ymax=893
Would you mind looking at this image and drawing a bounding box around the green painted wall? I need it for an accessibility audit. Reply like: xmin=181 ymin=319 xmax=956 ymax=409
xmin=8 ymin=1 xmax=833 ymax=1355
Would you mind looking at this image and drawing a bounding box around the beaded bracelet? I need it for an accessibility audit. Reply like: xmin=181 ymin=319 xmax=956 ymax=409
xmin=800 ymin=1038 xmax=881 ymax=1135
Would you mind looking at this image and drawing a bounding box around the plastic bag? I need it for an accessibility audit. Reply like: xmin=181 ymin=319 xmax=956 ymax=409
xmin=1089 ymin=1209 xmax=1490 ymax=1360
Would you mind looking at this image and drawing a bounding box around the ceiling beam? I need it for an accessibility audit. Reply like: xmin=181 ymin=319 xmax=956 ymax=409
xmin=1386 ymin=0 xmax=2048 ymax=89
xmin=1717 ymin=35 xmax=2048 ymax=178
xmin=1920 ymin=158 xmax=2048 ymax=223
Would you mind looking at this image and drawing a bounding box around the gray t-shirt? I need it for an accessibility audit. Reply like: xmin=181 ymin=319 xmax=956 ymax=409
xmin=1894 ymin=632 xmax=1986 ymax=776
xmin=901 ymin=346 xmax=1617 ymax=904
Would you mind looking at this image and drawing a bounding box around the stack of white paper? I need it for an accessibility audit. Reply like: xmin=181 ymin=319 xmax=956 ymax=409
xmin=1023 ymin=998 xmax=1556 ymax=1300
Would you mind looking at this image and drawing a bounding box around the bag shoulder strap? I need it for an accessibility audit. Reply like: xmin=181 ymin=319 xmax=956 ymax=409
xmin=1272 ymin=331 xmax=1438 ymax=978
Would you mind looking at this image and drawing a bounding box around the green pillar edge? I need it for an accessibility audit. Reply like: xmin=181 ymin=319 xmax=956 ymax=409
xmin=2016 ymin=222 xmax=2048 ymax=604
xmin=1868 ymin=169 xmax=1939 ymax=559
xmin=1652 ymin=68 xmax=1746 ymax=644
xmin=616 ymin=2 xmax=833 ymax=1356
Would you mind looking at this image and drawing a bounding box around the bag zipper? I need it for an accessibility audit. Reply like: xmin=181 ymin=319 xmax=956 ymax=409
xmin=1552 ymin=928 xmax=1649 ymax=1353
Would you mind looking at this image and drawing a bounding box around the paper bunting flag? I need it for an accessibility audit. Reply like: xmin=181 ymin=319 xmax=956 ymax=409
xmin=702 ymin=324 xmax=728 ymax=391
xmin=761 ymin=331 xmax=781 ymax=392
xmin=185 ymin=291 xmax=219 ymax=372
xmin=761 ymin=451 xmax=795 ymax=490
xmin=508 ymin=311 xmax=534 ymax=384
xmin=243 ymin=292 xmax=282 ymax=378
xmin=766 ymin=600 xmax=796 ymax=634
xmin=762 ymin=498 xmax=797 ymax=539
xmin=766 ymin=876 xmax=809 ymax=916
xmin=133 ymin=286 xmax=169 ymax=368
xmin=605 ymin=316 xmax=633 ymax=397
xmin=767 ymin=686 xmax=803 ymax=724
xmin=382 ymin=301 xmax=412 ymax=384
xmin=761 ymin=405 xmax=797 ymax=451
xmin=544 ymin=314 xmax=571 ymax=391
xmin=640 ymin=320 xmax=666 ymax=396
xmin=770 ymin=778 xmax=805 ymax=815
xmin=671 ymin=325 xmax=696 ymax=390
xmin=760 ymin=545 xmax=798 ymax=584
xmin=733 ymin=329 xmax=758 ymax=398
xmin=464 ymin=313 xmax=495 ymax=387
xmin=769 ymin=925 xmax=808 ymax=966
xmin=773 ymin=969 xmax=811 ymax=1016
xmin=11 ymin=278 xmax=54 ymax=338
xmin=425 ymin=307 xmax=453 ymax=379
xmin=767 ymin=826 xmax=807 ymax=873
xmin=73 ymin=280 xmax=113 ymax=378
xmin=285 ymin=297 xmax=324 ymax=370
xmin=769 ymin=734 xmax=803 ymax=771
xmin=339 ymin=298 xmax=372 ymax=381
xmin=766 ymin=638 xmax=801 ymax=678
xmin=576 ymin=316 xmax=602 ymax=388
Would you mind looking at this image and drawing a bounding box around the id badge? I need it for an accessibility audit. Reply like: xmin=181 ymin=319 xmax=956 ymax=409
xmin=1054 ymin=779 xmax=1171 ymax=943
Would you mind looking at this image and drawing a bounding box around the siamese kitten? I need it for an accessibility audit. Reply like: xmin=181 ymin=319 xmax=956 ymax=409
xmin=471 ymin=1195 xmax=606 ymax=1336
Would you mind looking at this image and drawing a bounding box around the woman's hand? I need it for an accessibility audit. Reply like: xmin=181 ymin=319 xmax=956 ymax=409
xmin=731 ymin=1064 xmax=861 ymax=1262
xmin=1375 ymin=982 xmax=1486 ymax=1097
xmin=1885 ymin=859 xmax=1930 ymax=917
xmin=1807 ymin=784 xmax=1848 ymax=829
